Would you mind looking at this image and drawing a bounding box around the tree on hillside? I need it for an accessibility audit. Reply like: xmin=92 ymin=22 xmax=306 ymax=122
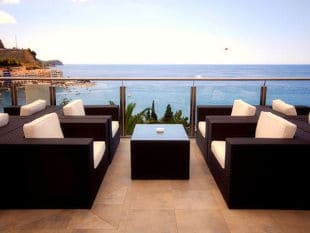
xmin=0 ymin=58 xmax=21 ymax=67
xmin=28 ymin=48 xmax=37 ymax=60
xmin=150 ymin=100 xmax=158 ymax=122
xmin=161 ymin=104 xmax=174 ymax=123
xmin=145 ymin=109 xmax=151 ymax=121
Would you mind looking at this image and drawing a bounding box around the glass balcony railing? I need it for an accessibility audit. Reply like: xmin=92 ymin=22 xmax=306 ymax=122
xmin=1 ymin=76 xmax=310 ymax=136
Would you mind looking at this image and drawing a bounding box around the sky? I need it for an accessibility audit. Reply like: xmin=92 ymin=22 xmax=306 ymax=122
xmin=0 ymin=0 xmax=310 ymax=64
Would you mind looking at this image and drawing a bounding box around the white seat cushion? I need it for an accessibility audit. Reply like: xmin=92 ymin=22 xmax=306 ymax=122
xmin=198 ymin=121 xmax=206 ymax=138
xmin=112 ymin=121 xmax=119 ymax=138
xmin=20 ymin=99 xmax=47 ymax=116
xmin=23 ymin=113 xmax=64 ymax=138
xmin=63 ymin=99 xmax=86 ymax=116
xmin=0 ymin=113 xmax=9 ymax=127
xmin=255 ymin=111 xmax=297 ymax=138
xmin=231 ymin=99 xmax=256 ymax=116
xmin=211 ymin=140 xmax=226 ymax=169
xmin=272 ymin=99 xmax=297 ymax=116
xmin=93 ymin=141 xmax=105 ymax=169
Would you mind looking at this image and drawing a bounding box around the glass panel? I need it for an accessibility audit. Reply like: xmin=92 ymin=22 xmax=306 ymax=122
xmin=125 ymin=81 xmax=191 ymax=135
xmin=17 ymin=87 xmax=26 ymax=105
xmin=266 ymin=80 xmax=310 ymax=105
xmin=0 ymin=87 xmax=11 ymax=112
xmin=196 ymin=81 xmax=262 ymax=105
xmin=126 ymin=81 xmax=191 ymax=118
xmin=55 ymin=81 xmax=121 ymax=106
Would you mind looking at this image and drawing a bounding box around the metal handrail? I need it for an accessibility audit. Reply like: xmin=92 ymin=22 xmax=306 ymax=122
xmin=1 ymin=76 xmax=310 ymax=81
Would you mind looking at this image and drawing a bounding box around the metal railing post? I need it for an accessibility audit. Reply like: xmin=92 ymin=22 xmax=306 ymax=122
xmin=189 ymin=85 xmax=197 ymax=137
xmin=260 ymin=81 xmax=267 ymax=106
xmin=10 ymin=82 xmax=18 ymax=106
xmin=49 ymin=86 xmax=56 ymax=105
xmin=120 ymin=85 xmax=126 ymax=136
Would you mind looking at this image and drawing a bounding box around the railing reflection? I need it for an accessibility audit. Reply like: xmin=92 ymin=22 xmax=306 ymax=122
xmin=1 ymin=76 xmax=310 ymax=136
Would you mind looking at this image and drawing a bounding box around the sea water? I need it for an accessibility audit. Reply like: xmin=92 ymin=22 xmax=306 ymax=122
xmin=1 ymin=65 xmax=310 ymax=117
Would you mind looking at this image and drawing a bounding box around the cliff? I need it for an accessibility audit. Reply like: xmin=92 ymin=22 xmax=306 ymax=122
xmin=0 ymin=48 xmax=41 ymax=69
xmin=0 ymin=39 xmax=63 ymax=69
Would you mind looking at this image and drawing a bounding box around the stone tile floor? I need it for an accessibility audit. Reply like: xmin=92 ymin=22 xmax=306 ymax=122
xmin=0 ymin=138 xmax=310 ymax=233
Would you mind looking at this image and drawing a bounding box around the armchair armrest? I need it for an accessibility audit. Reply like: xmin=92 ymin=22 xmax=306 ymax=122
xmin=0 ymin=137 xmax=97 ymax=208
xmin=3 ymin=105 xmax=61 ymax=118
xmin=226 ymin=137 xmax=310 ymax=169
xmin=197 ymin=105 xmax=232 ymax=121
xmin=3 ymin=106 xmax=20 ymax=115
xmin=295 ymin=105 xmax=310 ymax=115
xmin=0 ymin=137 xmax=94 ymax=182
xmin=257 ymin=105 xmax=310 ymax=116
xmin=60 ymin=116 xmax=111 ymax=142
xmin=84 ymin=105 xmax=119 ymax=121
xmin=207 ymin=116 xmax=258 ymax=140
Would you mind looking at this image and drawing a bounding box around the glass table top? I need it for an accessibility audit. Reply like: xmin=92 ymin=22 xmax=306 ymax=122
xmin=131 ymin=124 xmax=189 ymax=141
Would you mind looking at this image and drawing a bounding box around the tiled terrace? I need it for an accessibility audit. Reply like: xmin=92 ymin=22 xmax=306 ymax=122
xmin=1 ymin=138 xmax=310 ymax=233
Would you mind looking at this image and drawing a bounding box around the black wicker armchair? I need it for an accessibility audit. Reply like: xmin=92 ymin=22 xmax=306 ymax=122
xmin=204 ymin=112 xmax=310 ymax=209
xmin=0 ymin=113 xmax=110 ymax=209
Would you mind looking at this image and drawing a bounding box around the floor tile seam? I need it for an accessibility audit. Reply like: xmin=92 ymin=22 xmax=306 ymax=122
xmin=173 ymin=209 xmax=180 ymax=233
xmin=217 ymin=208 xmax=234 ymax=233
xmin=89 ymin=210 xmax=120 ymax=229
xmin=66 ymin=217 xmax=116 ymax=231
xmin=126 ymin=206 xmax=223 ymax=211
xmin=174 ymin=207 xmax=222 ymax=211
xmin=127 ymin=207 xmax=176 ymax=211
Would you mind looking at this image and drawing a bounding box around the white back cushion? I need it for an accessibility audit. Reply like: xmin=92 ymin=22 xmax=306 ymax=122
xmin=63 ymin=99 xmax=85 ymax=116
xmin=23 ymin=113 xmax=64 ymax=138
xmin=20 ymin=99 xmax=47 ymax=116
xmin=272 ymin=99 xmax=297 ymax=116
xmin=231 ymin=99 xmax=256 ymax=116
xmin=0 ymin=113 xmax=9 ymax=127
xmin=93 ymin=141 xmax=105 ymax=169
xmin=255 ymin=111 xmax=297 ymax=138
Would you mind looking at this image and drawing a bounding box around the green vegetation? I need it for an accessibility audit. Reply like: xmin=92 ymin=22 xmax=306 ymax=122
xmin=58 ymin=98 xmax=189 ymax=134
xmin=0 ymin=58 xmax=21 ymax=67
xmin=125 ymin=103 xmax=150 ymax=135
xmin=27 ymin=48 xmax=37 ymax=59
xmin=125 ymin=100 xmax=189 ymax=135
xmin=59 ymin=97 xmax=71 ymax=106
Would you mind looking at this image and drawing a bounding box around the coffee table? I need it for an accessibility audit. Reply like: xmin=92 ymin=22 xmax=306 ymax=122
xmin=130 ymin=124 xmax=190 ymax=179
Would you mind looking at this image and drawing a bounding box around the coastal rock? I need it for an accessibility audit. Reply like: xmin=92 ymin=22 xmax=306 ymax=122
xmin=40 ymin=60 xmax=63 ymax=67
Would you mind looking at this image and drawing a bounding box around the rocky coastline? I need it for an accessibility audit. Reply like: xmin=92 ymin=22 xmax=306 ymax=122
xmin=0 ymin=39 xmax=95 ymax=88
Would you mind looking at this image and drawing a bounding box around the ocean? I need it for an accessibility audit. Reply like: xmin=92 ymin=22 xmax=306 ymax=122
xmin=59 ymin=64 xmax=310 ymax=77
xmin=1 ymin=64 xmax=310 ymax=117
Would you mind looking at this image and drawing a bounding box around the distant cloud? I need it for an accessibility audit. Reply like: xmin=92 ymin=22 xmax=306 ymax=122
xmin=0 ymin=10 xmax=16 ymax=24
xmin=0 ymin=0 xmax=20 ymax=4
